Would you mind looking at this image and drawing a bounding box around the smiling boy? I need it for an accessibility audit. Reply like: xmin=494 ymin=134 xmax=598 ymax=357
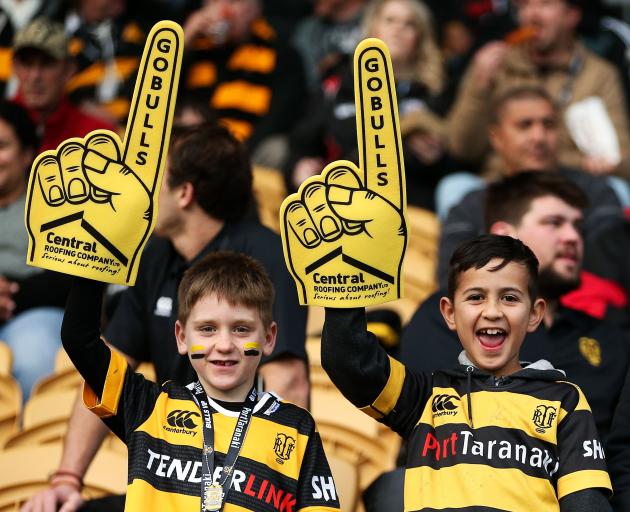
xmin=60 ymin=251 xmax=340 ymax=511
xmin=439 ymin=242 xmax=545 ymax=378
xmin=322 ymin=234 xmax=612 ymax=511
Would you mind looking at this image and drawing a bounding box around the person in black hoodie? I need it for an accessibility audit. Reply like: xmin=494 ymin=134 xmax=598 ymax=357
xmin=402 ymin=172 xmax=630 ymax=441
xmin=322 ymin=234 xmax=612 ymax=511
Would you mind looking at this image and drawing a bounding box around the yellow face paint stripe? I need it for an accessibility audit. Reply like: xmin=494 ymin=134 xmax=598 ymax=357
xmin=190 ymin=344 xmax=205 ymax=359
xmin=244 ymin=341 xmax=261 ymax=356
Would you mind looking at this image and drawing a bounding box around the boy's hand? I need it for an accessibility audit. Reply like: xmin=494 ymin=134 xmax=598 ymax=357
xmin=20 ymin=484 xmax=84 ymax=512
xmin=280 ymin=38 xmax=407 ymax=307
xmin=24 ymin=21 xmax=183 ymax=286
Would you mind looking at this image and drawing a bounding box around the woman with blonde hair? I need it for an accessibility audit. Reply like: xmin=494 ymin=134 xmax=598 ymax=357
xmin=286 ymin=0 xmax=454 ymax=211
xmin=362 ymin=0 xmax=444 ymax=96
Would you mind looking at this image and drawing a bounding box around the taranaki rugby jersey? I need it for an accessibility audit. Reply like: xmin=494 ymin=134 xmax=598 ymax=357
xmin=321 ymin=308 xmax=612 ymax=512
xmin=83 ymin=350 xmax=340 ymax=512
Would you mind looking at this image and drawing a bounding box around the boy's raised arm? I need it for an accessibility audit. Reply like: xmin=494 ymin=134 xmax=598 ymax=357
xmin=61 ymin=278 xmax=111 ymax=397
xmin=322 ymin=308 xmax=392 ymax=408
xmin=279 ymin=38 xmax=432 ymax=436
xmin=322 ymin=307 xmax=430 ymax=436
xmin=559 ymin=490 xmax=612 ymax=512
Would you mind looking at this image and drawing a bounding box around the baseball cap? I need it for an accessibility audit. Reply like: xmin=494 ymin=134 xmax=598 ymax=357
xmin=13 ymin=18 xmax=69 ymax=61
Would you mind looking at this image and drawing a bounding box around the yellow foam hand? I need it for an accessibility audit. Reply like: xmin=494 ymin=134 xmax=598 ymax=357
xmin=24 ymin=21 xmax=183 ymax=285
xmin=280 ymin=38 xmax=407 ymax=307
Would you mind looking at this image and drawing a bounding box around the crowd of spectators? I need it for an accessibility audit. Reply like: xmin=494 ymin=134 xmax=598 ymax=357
xmin=1 ymin=0 xmax=630 ymax=510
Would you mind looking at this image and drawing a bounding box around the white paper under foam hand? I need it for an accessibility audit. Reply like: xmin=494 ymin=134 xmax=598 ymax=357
xmin=565 ymin=96 xmax=621 ymax=166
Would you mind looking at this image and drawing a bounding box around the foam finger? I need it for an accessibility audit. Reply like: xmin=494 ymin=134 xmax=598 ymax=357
xmin=285 ymin=201 xmax=321 ymax=248
xmin=354 ymin=38 xmax=405 ymax=209
xmin=302 ymin=181 xmax=343 ymax=242
xmin=35 ymin=154 xmax=65 ymax=206
xmin=59 ymin=141 xmax=90 ymax=204
xmin=122 ymin=21 xmax=183 ymax=192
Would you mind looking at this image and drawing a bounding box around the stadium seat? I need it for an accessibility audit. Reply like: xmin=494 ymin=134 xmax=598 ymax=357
xmin=396 ymin=206 xmax=440 ymax=323
xmin=306 ymin=306 xmax=325 ymax=337
xmin=0 ymin=342 xmax=12 ymax=376
xmin=327 ymin=453 xmax=359 ymax=511
xmin=0 ymin=444 xmax=127 ymax=510
xmin=252 ymin=165 xmax=287 ymax=234
xmin=2 ymin=389 xmax=77 ymax=449
xmin=53 ymin=348 xmax=73 ymax=373
xmin=317 ymin=419 xmax=395 ymax=492
xmin=311 ymin=386 xmax=380 ymax=439
xmin=136 ymin=362 xmax=157 ymax=383
xmin=0 ymin=376 xmax=20 ymax=447
xmin=30 ymin=367 xmax=81 ymax=397
xmin=34 ymin=347 xmax=157 ymax=398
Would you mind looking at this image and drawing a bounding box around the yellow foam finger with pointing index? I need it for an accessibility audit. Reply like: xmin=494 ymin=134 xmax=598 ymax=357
xmin=24 ymin=20 xmax=184 ymax=286
xmin=355 ymin=38 xmax=405 ymax=210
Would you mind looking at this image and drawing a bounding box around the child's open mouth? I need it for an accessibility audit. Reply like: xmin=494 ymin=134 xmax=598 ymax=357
xmin=476 ymin=328 xmax=507 ymax=351
xmin=212 ymin=360 xmax=237 ymax=367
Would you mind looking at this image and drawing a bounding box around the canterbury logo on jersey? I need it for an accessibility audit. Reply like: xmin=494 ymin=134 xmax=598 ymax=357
xmin=431 ymin=394 xmax=460 ymax=417
xmin=420 ymin=430 xmax=559 ymax=477
xmin=145 ymin=448 xmax=298 ymax=511
xmin=163 ymin=409 xmax=201 ymax=436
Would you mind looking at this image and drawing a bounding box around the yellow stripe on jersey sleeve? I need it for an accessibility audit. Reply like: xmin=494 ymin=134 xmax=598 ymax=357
xmin=556 ymin=382 xmax=592 ymax=423
xmin=418 ymin=389 xmax=565 ymax=444
xmin=557 ymin=469 xmax=612 ymax=499
xmin=404 ymin=464 xmax=559 ymax=512
xmin=83 ymin=348 xmax=127 ymax=417
xmin=127 ymin=478 xmax=199 ymax=510
xmin=360 ymin=356 xmax=405 ymax=419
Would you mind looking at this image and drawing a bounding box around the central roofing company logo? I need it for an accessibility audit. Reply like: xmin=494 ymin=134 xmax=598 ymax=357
xmin=166 ymin=409 xmax=200 ymax=430
xmin=274 ymin=433 xmax=296 ymax=464
xmin=431 ymin=394 xmax=460 ymax=417
xmin=532 ymin=404 xmax=557 ymax=434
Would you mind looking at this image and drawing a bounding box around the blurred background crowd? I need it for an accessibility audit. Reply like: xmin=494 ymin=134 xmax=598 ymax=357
xmin=1 ymin=0 xmax=630 ymax=511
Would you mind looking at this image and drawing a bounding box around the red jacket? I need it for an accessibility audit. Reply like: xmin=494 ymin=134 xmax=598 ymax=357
xmin=13 ymin=95 xmax=117 ymax=152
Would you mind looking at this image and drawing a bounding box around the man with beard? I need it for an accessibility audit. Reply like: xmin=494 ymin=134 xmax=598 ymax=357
xmin=401 ymin=171 xmax=629 ymax=440
xmin=437 ymin=86 xmax=630 ymax=326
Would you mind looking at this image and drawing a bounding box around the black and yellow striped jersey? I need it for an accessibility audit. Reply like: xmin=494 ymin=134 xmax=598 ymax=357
xmin=66 ymin=18 xmax=146 ymax=124
xmin=183 ymin=18 xmax=304 ymax=149
xmin=84 ymin=350 xmax=340 ymax=512
xmin=321 ymin=308 xmax=612 ymax=512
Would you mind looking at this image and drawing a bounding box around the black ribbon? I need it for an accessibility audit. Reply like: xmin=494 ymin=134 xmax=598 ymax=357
xmin=189 ymin=382 xmax=257 ymax=511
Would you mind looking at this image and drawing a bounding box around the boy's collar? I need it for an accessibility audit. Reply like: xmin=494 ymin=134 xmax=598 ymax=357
xmin=457 ymin=350 xmax=563 ymax=375
xmin=184 ymin=382 xmax=279 ymax=417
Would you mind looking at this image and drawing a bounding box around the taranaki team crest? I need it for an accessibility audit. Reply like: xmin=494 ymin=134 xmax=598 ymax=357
xmin=274 ymin=433 xmax=296 ymax=464
xmin=532 ymin=404 xmax=557 ymax=434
